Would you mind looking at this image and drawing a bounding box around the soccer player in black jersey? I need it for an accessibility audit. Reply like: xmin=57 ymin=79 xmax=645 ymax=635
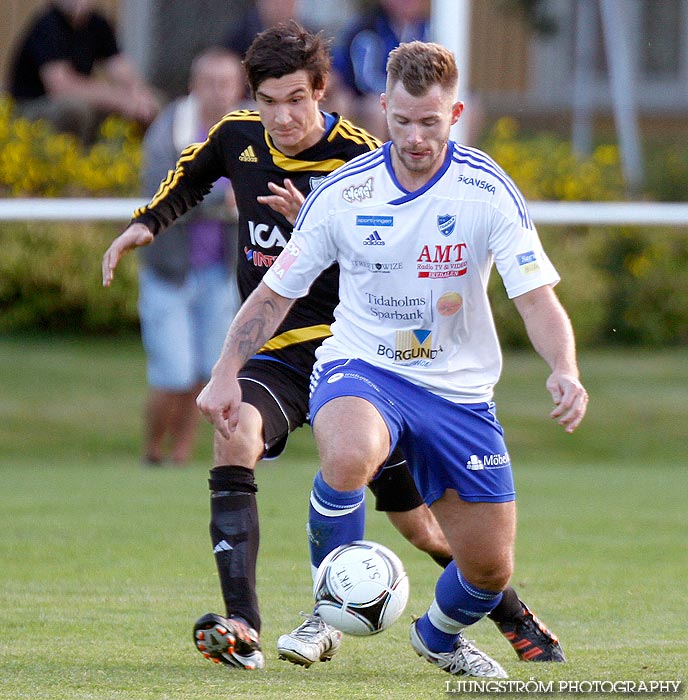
xmin=102 ymin=21 xmax=564 ymax=670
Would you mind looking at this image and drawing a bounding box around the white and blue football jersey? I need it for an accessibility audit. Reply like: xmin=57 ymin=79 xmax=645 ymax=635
xmin=263 ymin=141 xmax=559 ymax=403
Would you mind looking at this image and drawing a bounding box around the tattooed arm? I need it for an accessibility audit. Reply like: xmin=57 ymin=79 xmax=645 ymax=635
xmin=196 ymin=282 xmax=295 ymax=439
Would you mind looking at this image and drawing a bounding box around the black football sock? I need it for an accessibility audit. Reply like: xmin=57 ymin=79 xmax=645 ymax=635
xmin=208 ymin=465 xmax=260 ymax=632
xmin=430 ymin=552 xmax=453 ymax=568
xmin=487 ymin=585 xmax=525 ymax=623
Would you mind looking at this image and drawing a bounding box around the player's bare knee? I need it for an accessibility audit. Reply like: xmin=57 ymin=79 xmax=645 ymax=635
xmin=212 ymin=410 xmax=264 ymax=467
xmin=319 ymin=453 xmax=378 ymax=491
xmin=461 ymin=558 xmax=513 ymax=592
xmin=320 ymin=464 xmax=373 ymax=491
xmin=319 ymin=441 xmax=385 ymax=490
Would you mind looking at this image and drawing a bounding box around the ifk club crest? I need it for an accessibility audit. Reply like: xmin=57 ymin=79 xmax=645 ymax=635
xmin=437 ymin=214 xmax=456 ymax=236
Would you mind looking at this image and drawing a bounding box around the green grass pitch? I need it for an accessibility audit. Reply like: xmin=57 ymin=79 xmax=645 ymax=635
xmin=0 ymin=336 xmax=685 ymax=699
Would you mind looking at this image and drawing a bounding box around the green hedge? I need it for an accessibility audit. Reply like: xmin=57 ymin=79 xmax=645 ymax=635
xmin=490 ymin=226 xmax=688 ymax=348
xmin=0 ymin=221 xmax=139 ymax=333
xmin=2 ymin=219 xmax=686 ymax=347
xmin=1 ymin=107 xmax=687 ymax=346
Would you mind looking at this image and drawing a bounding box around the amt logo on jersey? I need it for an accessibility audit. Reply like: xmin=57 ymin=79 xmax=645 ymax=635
xmin=417 ymin=243 xmax=468 ymax=279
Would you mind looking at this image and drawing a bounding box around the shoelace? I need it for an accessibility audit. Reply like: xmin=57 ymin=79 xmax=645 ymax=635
xmin=291 ymin=612 xmax=327 ymax=641
xmin=446 ymin=637 xmax=499 ymax=675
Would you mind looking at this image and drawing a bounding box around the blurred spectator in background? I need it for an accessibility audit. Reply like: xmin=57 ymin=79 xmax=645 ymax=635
xmin=137 ymin=47 xmax=244 ymax=466
xmin=7 ymin=0 xmax=161 ymax=144
xmin=329 ymin=0 xmax=430 ymax=139
xmin=222 ymin=0 xmax=302 ymax=60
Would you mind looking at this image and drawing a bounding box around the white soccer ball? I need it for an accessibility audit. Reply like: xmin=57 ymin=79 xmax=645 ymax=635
xmin=313 ymin=540 xmax=410 ymax=636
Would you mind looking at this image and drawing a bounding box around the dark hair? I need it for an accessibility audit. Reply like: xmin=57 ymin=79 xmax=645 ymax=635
xmin=386 ymin=41 xmax=458 ymax=97
xmin=243 ymin=20 xmax=331 ymax=96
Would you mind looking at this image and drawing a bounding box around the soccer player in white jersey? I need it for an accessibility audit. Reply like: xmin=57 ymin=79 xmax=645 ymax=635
xmin=197 ymin=40 xmax=588 ymax=677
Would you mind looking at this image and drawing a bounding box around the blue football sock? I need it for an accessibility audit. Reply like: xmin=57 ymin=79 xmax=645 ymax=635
xmin=418 ymin=561 xmax=503 ymax=652
xmin=308 ymin=470 xmax=366 ymax=571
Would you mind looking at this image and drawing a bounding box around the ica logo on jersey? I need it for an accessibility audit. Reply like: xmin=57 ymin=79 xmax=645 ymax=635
xmin=248 ymin=220 xmax=289 ymax=250
xmin=245 ymin=221 xmax=289 ymax=268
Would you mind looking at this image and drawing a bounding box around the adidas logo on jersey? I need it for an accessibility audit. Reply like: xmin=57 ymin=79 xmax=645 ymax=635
xmin=363 ymin=231 xmax=385 ymax=245
xmin=239 ymin=145 xmax=258 ymax=163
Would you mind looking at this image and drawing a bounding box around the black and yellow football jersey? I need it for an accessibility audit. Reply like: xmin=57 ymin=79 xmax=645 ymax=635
xmin=132 ymin=110 xmax=380 ymax=376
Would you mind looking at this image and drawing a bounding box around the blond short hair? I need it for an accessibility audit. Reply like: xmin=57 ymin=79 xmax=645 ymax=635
xmin=386 ymin=41 xmax=458 ymax=97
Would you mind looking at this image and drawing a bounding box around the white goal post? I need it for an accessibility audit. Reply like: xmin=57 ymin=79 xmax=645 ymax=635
xmin=0 ymin=198 xmax=687 ymax=226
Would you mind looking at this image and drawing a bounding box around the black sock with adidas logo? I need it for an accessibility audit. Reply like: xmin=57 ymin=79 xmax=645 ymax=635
xmin=208 ymin=465 xmax=260 ymax=632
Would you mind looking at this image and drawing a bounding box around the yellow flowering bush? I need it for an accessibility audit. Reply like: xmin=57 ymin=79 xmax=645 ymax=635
xmin=481 ymin=118 xmax=688 ymax=347
xmin=0 ymin=105 xmax=685 ymax=344
xmin=481 ymin=117 xmax=625 ymax=201
xmin=0 ymin=95 xmax=141 ymax=196
xmin=0 ymin=97 xmax=142 ymax=332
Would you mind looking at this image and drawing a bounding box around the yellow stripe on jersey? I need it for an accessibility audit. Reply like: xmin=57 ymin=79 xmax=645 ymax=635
xmin=329 ymin=118 xmax=382 ymax=150
xmin=133 ymin=111 xmax=379 ymax=219
xmin=259 ymin=324 xmax=332 ymax=351
xmin=134 ymin=140 xmax=208 ymax=216
xmin=134 ymin=111 xmax=261 ymax=218
xmin=265 ymin=131 xmax=347 ymax=173
xmin=212 ymin=109 xmax=262 ymax=131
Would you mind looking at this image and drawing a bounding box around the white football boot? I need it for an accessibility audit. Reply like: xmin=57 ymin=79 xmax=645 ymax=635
xmin=410 ymin=620 xmax=508 ymax=677
xmin=277 ymin=612 xmax=342 ymax=667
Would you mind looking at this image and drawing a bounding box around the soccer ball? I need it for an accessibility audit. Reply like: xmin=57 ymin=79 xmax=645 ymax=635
xmin=313 ymin=540 xmax=410 ymax=636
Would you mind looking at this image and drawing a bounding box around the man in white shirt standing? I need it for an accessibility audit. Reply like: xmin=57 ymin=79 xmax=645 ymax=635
xmin=197 ymin=40 xmax=588 ymax=678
